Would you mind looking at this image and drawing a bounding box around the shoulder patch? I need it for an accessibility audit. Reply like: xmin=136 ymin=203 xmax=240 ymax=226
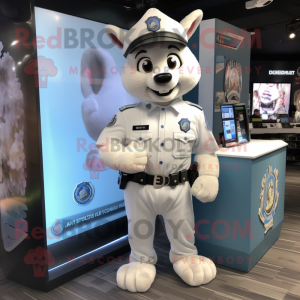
xmin=186 ymin=101 xmax=203 ymax=111
xmin=119 ymin=103 xmax=139 ymax=112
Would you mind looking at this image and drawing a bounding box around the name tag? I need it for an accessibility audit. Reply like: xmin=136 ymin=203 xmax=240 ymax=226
xmin=132 ymin=125 xmax=149 ymax=130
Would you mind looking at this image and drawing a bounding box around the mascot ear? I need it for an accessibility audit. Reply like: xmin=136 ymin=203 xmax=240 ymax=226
xmin=180 ymin=9 xmax=203 ymax=40
xmin=104 ymin=25 xmax=126 ymax=50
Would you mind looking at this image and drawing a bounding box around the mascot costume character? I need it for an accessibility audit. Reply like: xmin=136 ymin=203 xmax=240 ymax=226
xmin=97 ymin=8 xmax=220 ymax=293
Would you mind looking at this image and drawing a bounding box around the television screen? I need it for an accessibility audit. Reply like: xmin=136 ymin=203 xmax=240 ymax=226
xmin=34 ymin=7 xmax=137 ymax=278
xmin=252 ymin=83 xmax=291 ymax=120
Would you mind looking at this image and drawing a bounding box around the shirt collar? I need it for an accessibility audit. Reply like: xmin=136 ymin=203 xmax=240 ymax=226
xmin=144 ymin=98 xmax=182 ymax=115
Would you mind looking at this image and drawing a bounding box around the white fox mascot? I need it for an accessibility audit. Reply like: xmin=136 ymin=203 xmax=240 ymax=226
xmin=97 ymin=8 xmax=220 ymax=293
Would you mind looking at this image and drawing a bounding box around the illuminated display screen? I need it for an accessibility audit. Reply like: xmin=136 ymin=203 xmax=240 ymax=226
xmin=221 ymin=105 xmax=249 ymax=145
xmin=221 ymin=105 xmax=237 ymax=143
xmin=35 ymin=7 xmax=138 ymax=248
xmin=252 ymin=83 xmax=291 ymax=121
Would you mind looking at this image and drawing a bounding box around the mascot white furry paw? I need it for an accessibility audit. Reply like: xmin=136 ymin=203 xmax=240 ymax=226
xmin=97 ymin=8 xmax=220 ymax=292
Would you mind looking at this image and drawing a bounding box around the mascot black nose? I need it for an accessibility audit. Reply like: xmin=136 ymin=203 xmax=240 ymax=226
xmin=154 ymin=73 xmax=172 ymax=85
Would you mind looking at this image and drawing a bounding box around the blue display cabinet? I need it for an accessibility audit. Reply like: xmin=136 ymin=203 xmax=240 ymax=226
xmin=193 ymin=140 xmax=287 ymax=271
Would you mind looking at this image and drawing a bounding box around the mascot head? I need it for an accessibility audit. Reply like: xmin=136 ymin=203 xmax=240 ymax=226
xmin=104 ymin=8 xmax=203 ymax=104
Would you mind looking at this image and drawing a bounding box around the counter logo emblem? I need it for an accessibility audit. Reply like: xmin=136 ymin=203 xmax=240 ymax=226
xmin=258 ymin=165 xmax=279 ymax=234
xmin=74 ymin=182 xmax=95 ymax=205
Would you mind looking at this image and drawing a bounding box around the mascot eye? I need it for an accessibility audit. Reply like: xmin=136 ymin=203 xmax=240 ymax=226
xmin=167 ymin=54 xmax=181 ymax=70
xmin=137 ymin=58 xmax=153 ymax=73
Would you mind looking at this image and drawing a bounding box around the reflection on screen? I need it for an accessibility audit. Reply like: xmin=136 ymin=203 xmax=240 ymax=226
xmin=34 ymin=7 xmax=136 ymax=247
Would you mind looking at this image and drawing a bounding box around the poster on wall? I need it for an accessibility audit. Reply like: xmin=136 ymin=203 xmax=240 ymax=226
xmin=252 ymin=83 xmax=291 ymax=120
xmin=216 ymin=32 xmax=244 ymax=50
xmin=224 ymin=60 xmax=242 ymax=103
xmin=215 ymin=91 xmax=225 ymax=112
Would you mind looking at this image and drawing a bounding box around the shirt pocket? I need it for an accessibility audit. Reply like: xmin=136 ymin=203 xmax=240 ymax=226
xmin=173 ymin=131 xmax=196 ymax=158
xmin=131 ymin=131 xmax=152 ymax=158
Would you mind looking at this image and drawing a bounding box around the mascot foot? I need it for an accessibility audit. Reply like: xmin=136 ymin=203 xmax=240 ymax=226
xmin=173 ymin=255 xmax=216 ymax=286
xmin=117 ymin=262 xmax=156 ymax=292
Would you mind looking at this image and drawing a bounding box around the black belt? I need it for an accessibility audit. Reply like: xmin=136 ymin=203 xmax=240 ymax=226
xmin=119 ymin=169 xmax=189 ymax=189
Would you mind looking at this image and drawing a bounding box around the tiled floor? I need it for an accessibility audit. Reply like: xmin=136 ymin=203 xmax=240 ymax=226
xmin=1 ymin=165 xmax=300 ymax=300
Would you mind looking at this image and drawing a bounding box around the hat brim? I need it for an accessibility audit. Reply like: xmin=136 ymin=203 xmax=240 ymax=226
xmin=124 ymin=31 xmax=187 ymax=58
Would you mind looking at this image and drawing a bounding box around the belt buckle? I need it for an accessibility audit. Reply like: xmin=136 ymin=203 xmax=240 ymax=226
xmin=153 ymin=174 xmax=167 ymax=189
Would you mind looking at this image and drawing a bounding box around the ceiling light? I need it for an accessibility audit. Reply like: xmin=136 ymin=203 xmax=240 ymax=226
xmin=287 ymin=21 xmax=300 ymax=39
xmin=289 ymin=26 xmax=296 ymax=38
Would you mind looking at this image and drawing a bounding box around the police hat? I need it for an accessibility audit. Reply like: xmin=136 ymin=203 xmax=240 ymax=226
xmin=105 ymin=8 xmax=203 ymax=57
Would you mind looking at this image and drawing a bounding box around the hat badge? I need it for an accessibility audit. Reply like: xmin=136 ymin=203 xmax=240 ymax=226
xmin=145 ymin=16 xmax=161 ymax=32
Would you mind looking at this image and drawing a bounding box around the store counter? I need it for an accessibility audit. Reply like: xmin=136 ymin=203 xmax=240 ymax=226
xmin=193 ymin=140 xmax=287 ymax=272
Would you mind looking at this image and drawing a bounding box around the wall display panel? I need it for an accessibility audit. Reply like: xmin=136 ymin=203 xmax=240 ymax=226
xmin=251 ymin=83 xmax=291 ymax=120
xmin=250 ymin=60 xmax=300 ymax=122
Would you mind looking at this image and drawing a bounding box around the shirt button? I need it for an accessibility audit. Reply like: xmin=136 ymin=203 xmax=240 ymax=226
xmin=159 ymin=161 xmax=163 ymax=164
xmin=161 ymin=125 xmax=164 ymax=128
xmin=139 ymin=137 xmax=142 ymax=141
xmin=161 ymin=143 xmax=164 ymax=146
xmin=161 ymin=108 xmax=165 ymax=111
xmin=146 ymin=104 xmax=151 ymax=109
xmin=184 ymin=137 xmax=187 ymax=141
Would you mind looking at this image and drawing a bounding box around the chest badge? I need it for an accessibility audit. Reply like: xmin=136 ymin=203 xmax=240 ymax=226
xmin=178 ymin=118 xmax=191 ymax=133
xmin=145 ymin=16 xmax=161 ymax=32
